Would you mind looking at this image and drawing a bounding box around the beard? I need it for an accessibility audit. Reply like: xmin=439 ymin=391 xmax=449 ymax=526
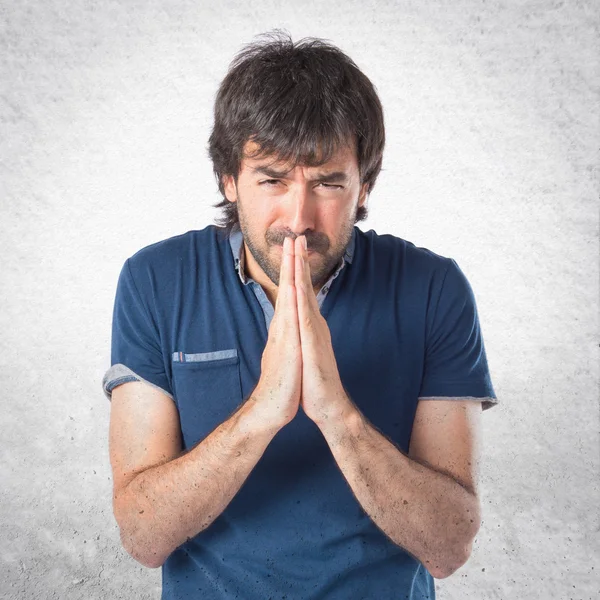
xmin=236 ymin=194 xmax=356 ymax=291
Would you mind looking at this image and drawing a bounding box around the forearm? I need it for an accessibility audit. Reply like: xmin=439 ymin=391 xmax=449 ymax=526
xmin=115 ymin=398 xmax=279 ymax=568
xmin=317 ymin=407 xmax=480 ymax=579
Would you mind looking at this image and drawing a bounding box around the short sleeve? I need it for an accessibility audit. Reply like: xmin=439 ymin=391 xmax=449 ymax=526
xmin=102 ymin=259 xmax=172 ymax=401
xmin=418 ymin=258 xmax=498 ymax=410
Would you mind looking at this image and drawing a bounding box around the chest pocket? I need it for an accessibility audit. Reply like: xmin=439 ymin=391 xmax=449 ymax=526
xmin=171 ymin=349 xmax=243 ymax=450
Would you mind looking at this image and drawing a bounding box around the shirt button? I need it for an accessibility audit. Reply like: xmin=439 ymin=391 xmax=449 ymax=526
xmin=323 ymin=287 xmax=329 ymax=294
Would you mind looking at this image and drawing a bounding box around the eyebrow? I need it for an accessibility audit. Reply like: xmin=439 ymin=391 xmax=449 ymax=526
xmin=251 ymin=166 xmax=349 ymax=183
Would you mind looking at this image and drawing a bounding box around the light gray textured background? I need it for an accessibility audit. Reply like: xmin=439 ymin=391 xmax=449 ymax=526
xmin=1 ymin=1 xmax=598 ymax=598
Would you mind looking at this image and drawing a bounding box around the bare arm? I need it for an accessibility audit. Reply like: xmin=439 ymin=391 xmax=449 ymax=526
xmin=110 ymin=237 xmax=304 ymax=569
xmin=109 ymin=381 xmax=279 ymax=568
xmin=316 ymin=398 xmax=483 ymax=579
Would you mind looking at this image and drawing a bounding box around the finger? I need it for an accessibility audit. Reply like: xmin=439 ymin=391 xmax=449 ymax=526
xmin=297 ymin=235 xmax=318 ymax=313
xmin=276 ymin=236 xmax=294 ymax=312
xmin=295 ymin=237 xmax=309 ymax=330
xmin=280 ymin=235 xmax=294 ymax=286
xmin=295 ymin=235 xmax=317 ymax=322
xmin=294 ymin=236 xmax=306 ymax=295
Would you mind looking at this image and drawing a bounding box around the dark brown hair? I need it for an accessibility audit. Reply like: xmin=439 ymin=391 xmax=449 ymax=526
xmin=209 ymin=30 xmax=385 ymax=237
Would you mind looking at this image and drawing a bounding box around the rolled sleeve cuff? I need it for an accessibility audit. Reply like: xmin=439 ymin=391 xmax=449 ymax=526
xmin=417 ymin=394 xmax=499 ymax=411
xmin=102 ymin=364 xmax=174 ymax=402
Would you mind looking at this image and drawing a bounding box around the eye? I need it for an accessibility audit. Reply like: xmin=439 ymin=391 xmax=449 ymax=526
xmin=259 ymin=179 xmax=280 ymax=187
xmin=318 ymin=183 xmax=343 ymax=190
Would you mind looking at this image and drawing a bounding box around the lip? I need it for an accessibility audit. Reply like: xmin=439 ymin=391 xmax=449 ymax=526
xmin=274 ymin=244 xmax=316 ymax=254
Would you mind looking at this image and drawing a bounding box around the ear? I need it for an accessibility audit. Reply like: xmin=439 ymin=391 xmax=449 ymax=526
xmin=223 ymin=175 xmax=237 ymax=203
xmin=358 ymin=182 xmax=369 ymax=207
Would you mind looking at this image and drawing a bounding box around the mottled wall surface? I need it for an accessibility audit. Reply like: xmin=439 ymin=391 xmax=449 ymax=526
xmin=1 ymin=1 xmax=598 ymax=598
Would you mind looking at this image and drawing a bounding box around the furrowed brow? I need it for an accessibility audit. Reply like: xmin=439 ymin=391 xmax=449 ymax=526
xmin=313 ymin=171 xmax=349 ymax=184
xmin=251 ymin=166 xmax=349 ymax=183
xmin=252 ymin=166 xmax=291 ymax=179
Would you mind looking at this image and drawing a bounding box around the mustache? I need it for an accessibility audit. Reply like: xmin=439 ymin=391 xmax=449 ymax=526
xmin=268 ymin=231 xmax=328 ymax=254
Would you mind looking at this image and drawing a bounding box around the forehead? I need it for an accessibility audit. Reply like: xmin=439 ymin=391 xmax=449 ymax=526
xmin=240 ymin=140 xmax=359 ymax=174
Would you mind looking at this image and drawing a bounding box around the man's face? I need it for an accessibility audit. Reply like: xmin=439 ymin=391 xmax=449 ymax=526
xmin=223 ymin=140 xmax=368 ymax=294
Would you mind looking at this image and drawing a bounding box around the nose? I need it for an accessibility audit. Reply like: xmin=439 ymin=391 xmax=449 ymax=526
xmin=287 ymin=184 xmax=316 ymax=238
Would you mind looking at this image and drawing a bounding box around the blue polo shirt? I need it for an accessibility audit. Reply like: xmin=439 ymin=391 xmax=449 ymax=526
xmin=103 ymin=224 xmax=497 ymax=599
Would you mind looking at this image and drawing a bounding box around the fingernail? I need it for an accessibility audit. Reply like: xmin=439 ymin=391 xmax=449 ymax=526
xmin=302 ymin=236 xmax=307 ymax=250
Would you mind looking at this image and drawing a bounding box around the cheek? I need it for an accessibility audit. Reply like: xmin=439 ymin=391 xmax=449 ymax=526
xmin=320 ymin=197 xmax=355 ymax=222
xmin=244 ymin=202 xmax=280 ymax=240
xmin=239 ymin=190 xmax=273 ymax=219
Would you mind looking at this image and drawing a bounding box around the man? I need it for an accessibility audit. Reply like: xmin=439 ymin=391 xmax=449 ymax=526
xmin=103 ymin=32 xmax=498 ymax=600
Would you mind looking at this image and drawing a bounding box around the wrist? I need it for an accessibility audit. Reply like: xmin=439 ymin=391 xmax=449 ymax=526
xmin=237 ymin=392 xmax=285 ymax=438
xmin=313 ymin=391 xmax=361 ymax=436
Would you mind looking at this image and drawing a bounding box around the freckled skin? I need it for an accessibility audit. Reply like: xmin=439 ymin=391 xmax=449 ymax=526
xmin=112 ymin=142 xmax=481 ymax=578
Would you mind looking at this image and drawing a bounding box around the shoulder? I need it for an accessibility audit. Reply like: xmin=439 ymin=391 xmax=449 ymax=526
xmin=128 ymin=225 xmax=219 ymax=264
xmin=125 ymin=225 xmax=223 ymax=278
xmin=356 ymin=227 xmax=455 ymax=279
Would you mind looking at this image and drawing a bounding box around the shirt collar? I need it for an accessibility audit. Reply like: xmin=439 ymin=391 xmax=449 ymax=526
xmin=229 ymin=226 xmax=356 ymax=285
